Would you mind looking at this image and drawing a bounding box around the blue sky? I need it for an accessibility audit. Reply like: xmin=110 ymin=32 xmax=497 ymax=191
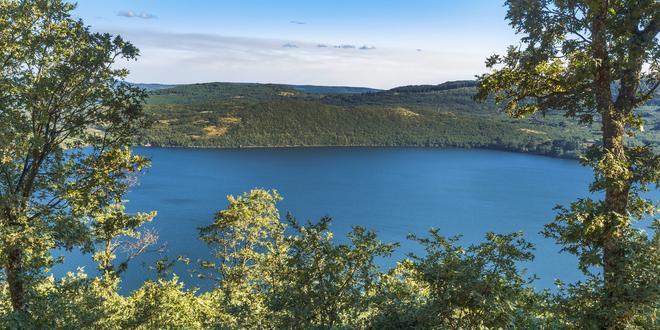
xmin=71 ymin=1 xmax=518 ymax=88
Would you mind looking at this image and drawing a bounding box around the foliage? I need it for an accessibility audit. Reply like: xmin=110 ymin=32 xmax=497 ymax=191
xmin=476 ymin=0 xmax=659 ymax=328
xmin=0 ymin=189 xmax=551 ymax=329
xmin=1 ymin=0 xmax=658 ymax=329
xmin=197 ymin=190 xmax=398 ymax=328
xmin=0 ymin=0 xmax=154 ymax=319
xmin=141 ymin=81 xmax=659 ymax=158
xmin=369 ymin=231 xmax=549 ymax=329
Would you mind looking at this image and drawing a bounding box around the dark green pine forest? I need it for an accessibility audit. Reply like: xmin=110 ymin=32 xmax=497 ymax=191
xmin=139 ymin=80 xmax=659 ymax=158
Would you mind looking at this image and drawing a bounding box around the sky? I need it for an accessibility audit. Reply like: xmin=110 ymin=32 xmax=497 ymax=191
xmin=71 ymin=1 xmax=519 ymax=89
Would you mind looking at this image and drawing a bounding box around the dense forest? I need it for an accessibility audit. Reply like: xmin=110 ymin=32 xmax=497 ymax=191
xmin=140 ymin=81 xmax=659 ymax=158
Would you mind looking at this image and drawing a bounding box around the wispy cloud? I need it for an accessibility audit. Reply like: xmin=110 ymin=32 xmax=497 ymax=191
xmin=111 ymin=30 xmax=481 ymax=88
xmin=117 ymin=10 xmax=157 ymax=19
xmin=334 ymin=44 xmax=356 ymax=49
xmin=359 ymin=45 xmax=376 ymax=50
xmin=282 ymin=43 xmax=299 ymax=48
xmin=317 ymin=44 xmax=329 ymax=48
xmin=290 ymin=20 xmax=306 ymax=25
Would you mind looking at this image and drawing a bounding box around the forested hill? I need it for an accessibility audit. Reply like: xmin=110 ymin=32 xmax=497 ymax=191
xmin=290 ymin=85 xmax=381 ymax=94
xmin=132 ymin=83 xmax=178 ymax=91
xmin=139 ymin=81 xmax=659 ymax=158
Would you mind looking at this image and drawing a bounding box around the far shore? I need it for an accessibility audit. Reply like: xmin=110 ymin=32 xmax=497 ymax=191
xmin=137 ymin=143 xmax=581 ymax=160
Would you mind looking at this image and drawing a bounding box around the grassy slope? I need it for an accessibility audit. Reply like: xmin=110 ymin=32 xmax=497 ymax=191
xmin=140 ymin=81 xmax=659 ymax=158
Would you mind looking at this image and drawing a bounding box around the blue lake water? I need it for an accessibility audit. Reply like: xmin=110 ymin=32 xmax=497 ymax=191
xmin=56 ymin=147 xmax=602 ymax=293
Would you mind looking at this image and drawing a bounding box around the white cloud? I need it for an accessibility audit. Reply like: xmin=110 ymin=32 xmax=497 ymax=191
xmin=109 ymin=30 xmax=486 ymax=88
xmin=118 ymin=10 xmax=156 ymax=19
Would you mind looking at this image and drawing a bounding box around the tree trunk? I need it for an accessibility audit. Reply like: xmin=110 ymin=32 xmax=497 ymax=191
xmin=600 ymin=110 xmax=631 ymax=329
xmin=6 ymin=245 xmax=26 ymax=313
xmin=591 ymin=1 xmax=633 ymax=328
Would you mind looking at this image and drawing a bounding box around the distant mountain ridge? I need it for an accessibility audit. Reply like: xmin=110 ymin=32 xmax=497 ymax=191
xmin=290 ymin=85 xmax=381 ymax=94
xmin=132 ymin=82 xmax=382 ymax=94
xmin=138 ymin=80 xmax=659 ymax=158
xmin=131 ymin=83 xmax=177 ymax=91
xmin=387 ymin=80 xmax=477 ymax=94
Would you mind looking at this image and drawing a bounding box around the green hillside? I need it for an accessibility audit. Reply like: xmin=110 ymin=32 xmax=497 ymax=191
xmin=290 ymin=85 xmax=381 ymax=94
xmin=140 ymin=81 xmax=659 ymax=158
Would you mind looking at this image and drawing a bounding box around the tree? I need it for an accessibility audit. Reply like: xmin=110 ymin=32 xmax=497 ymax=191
xmin=0 ymin=0 xmax=151 ymax=317
xmin=198 ymin=189 xmax=397 ymax=328
xmin=369 ymin=231 xmax=547 ymax=329
xmin=476 ymin=0 xmax=659 ymax=327
xmin=268 ymin=215 xmax=396 ymax=328
xmin=198 ymin=189 xmax=287 ymax=328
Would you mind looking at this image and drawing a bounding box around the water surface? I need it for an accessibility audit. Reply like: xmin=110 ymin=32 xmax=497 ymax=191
xmin=58 ymin=147 xmax=599 ymax=292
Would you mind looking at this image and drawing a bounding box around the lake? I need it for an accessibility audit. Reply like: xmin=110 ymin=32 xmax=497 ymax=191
xmin=56 ymin=147 xmax=597 ymax=293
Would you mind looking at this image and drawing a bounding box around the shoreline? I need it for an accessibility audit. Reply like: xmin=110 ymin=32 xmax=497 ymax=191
xmin=137 ymin=143 xmax=581 ymax=160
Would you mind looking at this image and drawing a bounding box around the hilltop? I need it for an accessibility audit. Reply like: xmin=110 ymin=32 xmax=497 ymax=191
xmin=139 ymin=81 xmax=659 ymax=158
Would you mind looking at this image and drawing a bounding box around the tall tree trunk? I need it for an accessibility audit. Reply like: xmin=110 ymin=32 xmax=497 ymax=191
xmin=6 ymin=245 xmax=26 ymax=313
xmin=2 ymin=207 xmax=27 ymax=314
xmin=591 ymin=1 xmax=633 ymax=328
xmin=3 ymin=144 xmax=46 ymax=314
xmin=600 ymin=110 xmax=631 ymax=328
